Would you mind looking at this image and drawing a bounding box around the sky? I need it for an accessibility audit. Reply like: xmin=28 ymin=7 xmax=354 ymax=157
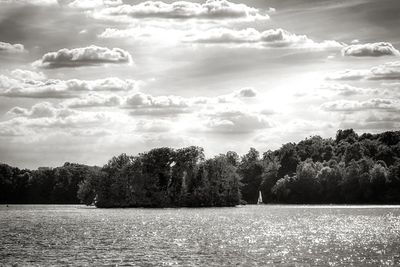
xmin=0 ymin=0 xmax=400 ymax=168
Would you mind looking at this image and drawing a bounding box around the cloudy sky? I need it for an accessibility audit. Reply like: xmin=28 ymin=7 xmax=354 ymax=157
xmin=1 ymin=0 xmax=400 ymax=168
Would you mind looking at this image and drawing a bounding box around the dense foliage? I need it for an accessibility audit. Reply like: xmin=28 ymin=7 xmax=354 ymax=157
xmin=78 ymin=147 xmax=241 ymax=207
xmin=0 ymin=162 xmax=98 ymax=204
xmin=256 ymin=129 xmax=400 ymax=204
xmin=1 ymin=129 xmax=399 ymax=207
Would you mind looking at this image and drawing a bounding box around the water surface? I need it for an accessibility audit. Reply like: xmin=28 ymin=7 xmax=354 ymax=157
xmin=1 ymin=205 xmax=400 ymax=266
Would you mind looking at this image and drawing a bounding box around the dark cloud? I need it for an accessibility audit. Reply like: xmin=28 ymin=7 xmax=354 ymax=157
xmin=33 ymin=45 xmax=132 ymax=68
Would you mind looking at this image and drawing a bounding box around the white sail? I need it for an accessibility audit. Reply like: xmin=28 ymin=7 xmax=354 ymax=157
xmin=257 ymin=191 xmax=263 ymax=204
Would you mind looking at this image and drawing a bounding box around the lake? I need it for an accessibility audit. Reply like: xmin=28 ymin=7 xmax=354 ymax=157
xmin=1 ymin=205 xmax=400 ymax=266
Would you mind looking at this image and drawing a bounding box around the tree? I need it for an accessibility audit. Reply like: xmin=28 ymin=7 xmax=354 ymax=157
xmin=369 ymin=163 xmax=388 ymax=202
xmin=336 ymin=129 xmax=358 ymax=144
xmin=238 ymin=148 xmax=263 ymax=204
xmin=277 ymin=143 xmax=299 ymax=178
xmin=259 ymin=155 xmax=280 ymax=203
xmin=387 ymin=160 xmax=400 ymax=202
xmin=316 ymin=161 xmax=343 ymax=203
xmin=171 ymin=146 xmax=204 ymax=206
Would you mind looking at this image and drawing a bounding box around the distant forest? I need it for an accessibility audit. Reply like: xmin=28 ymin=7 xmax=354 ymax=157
xmin=1 ymin=129 xmax=400 ymax=208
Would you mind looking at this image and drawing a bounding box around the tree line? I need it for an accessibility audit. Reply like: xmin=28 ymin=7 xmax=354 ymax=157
xmin=1 ymin=129 xmax=399 ymax=207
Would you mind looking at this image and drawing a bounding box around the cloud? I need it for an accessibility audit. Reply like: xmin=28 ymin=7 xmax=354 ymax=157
xmin=234 ymin=87 xmax=257 ymax=98
xmin=342 ymin=42 xmax=400 ymax=57
xmin=10 ymin=69 xmax=46 ymax=80
xmin=66 ymin=0 xmax=122 ymax=9
xmin=98 ymin=26 xmax=185 ymax=42
xmin=338 ymin=114 xmax=400 ymax=130
xmin=320 ymin=98 xmax=399 ymax=112
xmin=64 ymin=77 xmax=139 ymax=92
xmin=93 ymin=0 xmax=270 ymax=22
xmin=123 ymin=87 xmax=265 ymax=117
xmin=8 ymin=102 xmax=67 ymax=118
xmin=62 ymin=94 xmax=122 ymax=108
xmin=326 ymin=69 xmax=370 ymax=81
xmin=382 ymin=82 xmax=400 ymax=88
xmin=135 ymin=119 xmax=172 ymax=132
xmin=203 ymin=109 xmax=271 ymax=133
xmin=0 ymin=75 xmax=139 ymax=98
xmin=0 ymin=41 xmax=25 ymax=53
xmin=368 ymin=61 xmax=400 ymax=80
xmin=32 ymin=45 xmax=132 ymax=68
xmin=322 ymin=83 xmax=365 ymax=96
xmin=5 ymin=102 xmax=112 ymax=130
xmin=125 ymin=92 xmax=191 ymax=115
xmin=327 ymin=61 xmax=400 ymax=81
xmin=184 ymin=28 xmax=343 ymax=49
xmin=0 ymin=0 xmax=57 ymax=6
xmin=319 ymin=83 xmax=382 ymax=97
xmin=217 ymin=87 xmax=258 ymax=103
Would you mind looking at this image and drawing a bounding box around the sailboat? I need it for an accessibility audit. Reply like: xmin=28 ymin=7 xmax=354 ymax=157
xmin=257 ymin=191 xmax=263 ymax=205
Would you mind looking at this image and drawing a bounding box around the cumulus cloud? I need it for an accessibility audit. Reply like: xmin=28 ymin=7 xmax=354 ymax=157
xmin=216 ymin=87 xmax=258 ymax=103
xmin=203 ymin=109 xmax=271 ymax=133
xmin=10 ymin=69 xmax=46 ymax=81
xmin=322 ymin=83 xmax=365 ymax=96
xmin=5 ymin=102 xmax=112 ymax=130
xmin=0 ymin=0 xmax=57 ymax=6
xmin=326 ymin=61 xmax=400 ymax=81
xmin=125 ymin=92 xmax=191 ymax=115
xmin=63 ymin=94 xmax=122 ymax=108
xmin=338 ymin=114 xmax=400 ymax=130
xmin=320 ymin=98 xmax=399 ymax=112
xmin=342 ymin=42 xmax=400 ymax=57
xmin=66 ymin=0 xmax=122 ymax=9
xmin=64 ymin=77 xmax=139 ymax=92
xmin=0 ymin=41 xmax=25 ymax=53
xmin=1 ymin=86 xmax=270 ymax=139
xmin=8 ymin=102 xmax=69 ymax=118
xmin=135 ymin=119 xmax=173 ymax=132
xmin=234 ymin=87 xmax=258 ymax=97
xmin=184 ymin=28 xmax=343 ymax=49
xmin=318 ymin=83 xmax=383 ymax=97
xmin=93 ymin=0 xmax=270 ymax=22
xmin=0 ymin=75 xmax=139 ymax=98
xmin=122 ymin=87 xmax=265 ymax=117
xmin=98 ymin=26 xmax=185 ymax=42
xmin=326 ymin=69 xmax=370 ymax=81
xmin=32 ymin=45 xmax=132 ymax=68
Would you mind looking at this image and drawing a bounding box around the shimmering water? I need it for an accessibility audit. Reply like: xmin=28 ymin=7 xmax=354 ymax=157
xmin=1 ymin=205 xmax=400 ymax=266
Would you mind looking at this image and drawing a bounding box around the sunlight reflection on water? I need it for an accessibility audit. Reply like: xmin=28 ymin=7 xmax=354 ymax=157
xmin=1 ymin=205 xmax=400 ymax=266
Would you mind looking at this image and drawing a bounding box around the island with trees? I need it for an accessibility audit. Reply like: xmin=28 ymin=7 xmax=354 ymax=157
xmin=1 ymin=129 xmax=399 ymax=207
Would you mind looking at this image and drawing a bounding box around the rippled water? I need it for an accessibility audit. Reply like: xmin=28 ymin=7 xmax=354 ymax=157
xmin=1 ymin=205 xmax=400 ymax=266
